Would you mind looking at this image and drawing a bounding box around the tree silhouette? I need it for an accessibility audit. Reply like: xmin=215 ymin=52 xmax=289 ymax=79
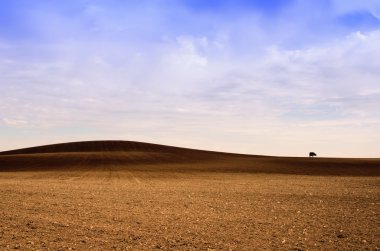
xmin=309 ymin=152 xmax=317 ymax=157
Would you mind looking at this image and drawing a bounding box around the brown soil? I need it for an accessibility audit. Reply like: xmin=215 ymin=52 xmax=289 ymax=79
xmin=0 ymin=141 xmax=379 ymax=250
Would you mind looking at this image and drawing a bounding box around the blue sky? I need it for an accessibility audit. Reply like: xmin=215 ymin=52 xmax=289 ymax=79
xmin=1 ymin=0 xmax=380 ymax=157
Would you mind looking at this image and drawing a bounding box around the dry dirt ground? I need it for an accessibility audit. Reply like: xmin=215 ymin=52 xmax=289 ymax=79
xmin=0 ymin=141 xmax=379 ymax=250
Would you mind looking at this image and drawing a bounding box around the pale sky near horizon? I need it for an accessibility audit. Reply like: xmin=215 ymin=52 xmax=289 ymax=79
xmin=1 ymin=0 xmax=380 ymax=157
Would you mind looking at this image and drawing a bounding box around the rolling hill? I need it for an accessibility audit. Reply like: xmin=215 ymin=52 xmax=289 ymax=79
xmin=0 ymin=140 xmax=379 ymax=175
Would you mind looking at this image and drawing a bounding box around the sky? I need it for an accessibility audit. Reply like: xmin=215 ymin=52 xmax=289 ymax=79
xmin=1 ymin=0 xmax=380 ymax=157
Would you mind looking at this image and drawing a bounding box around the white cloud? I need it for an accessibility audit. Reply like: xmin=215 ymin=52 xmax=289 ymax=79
xmin=163 ymin=36 xmax=209 ymax=67
xmin=1 ymin=1 xmax=380 ymax=156
xmin=2 ymin=118 xmax=28 ymax=127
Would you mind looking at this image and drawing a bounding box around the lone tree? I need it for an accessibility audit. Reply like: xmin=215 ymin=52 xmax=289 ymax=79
xmin=309 ymin=152 xmax=317 ymax=157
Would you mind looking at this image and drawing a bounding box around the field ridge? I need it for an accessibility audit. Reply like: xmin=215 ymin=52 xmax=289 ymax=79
xmin=0 ymin=140 xmax=379 ymax=176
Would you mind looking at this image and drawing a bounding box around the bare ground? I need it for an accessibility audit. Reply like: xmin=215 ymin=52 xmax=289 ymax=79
xmin=0 ymin=141 xmax=379 ymax=250
xmin=0 ymin=172 xmax=379 ymax=250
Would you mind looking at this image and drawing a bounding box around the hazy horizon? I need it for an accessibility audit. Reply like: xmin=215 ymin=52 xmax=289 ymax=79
xmin=1 ymin=0 xmax=380 ymax=157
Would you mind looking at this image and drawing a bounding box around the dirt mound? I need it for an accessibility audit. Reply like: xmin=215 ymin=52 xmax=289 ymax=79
xmin=0 ymin=141 xmax=379 ymax=175
xmin=0 ymin=140 xmax=204 ymax=155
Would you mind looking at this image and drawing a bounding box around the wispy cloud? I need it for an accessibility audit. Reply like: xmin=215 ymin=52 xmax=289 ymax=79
xmin=0 ymin=0 xmax=379 ymax=156
xmin=2 ymin=118 xmax=28 ymax=127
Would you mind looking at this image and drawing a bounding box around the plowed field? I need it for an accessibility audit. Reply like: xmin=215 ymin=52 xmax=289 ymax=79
xmin=0 ymin=141 xmax=379 ymax=250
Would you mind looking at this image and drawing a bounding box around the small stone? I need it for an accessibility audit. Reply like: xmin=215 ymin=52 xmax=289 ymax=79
xmin=155 ymin=244 xmax=162 ymax=249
